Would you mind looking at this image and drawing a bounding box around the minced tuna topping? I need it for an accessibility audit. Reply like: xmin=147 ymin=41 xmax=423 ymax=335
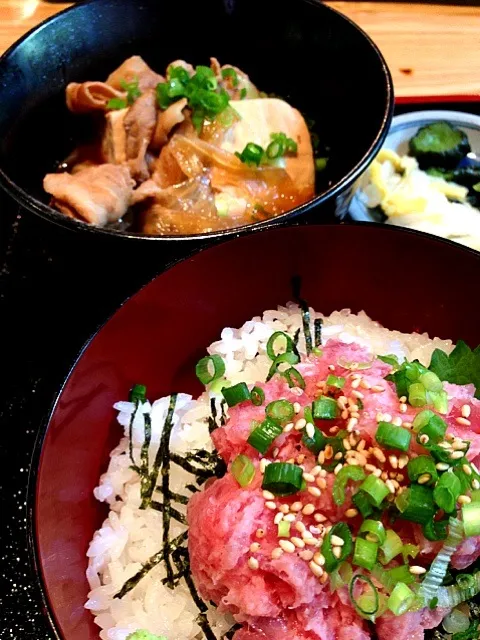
xmin=188 ymin=333 xmax=480 ymax=640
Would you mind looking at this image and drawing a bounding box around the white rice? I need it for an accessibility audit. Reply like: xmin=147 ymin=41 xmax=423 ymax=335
xmin=85 ymin=304 xmax=454 ymax=640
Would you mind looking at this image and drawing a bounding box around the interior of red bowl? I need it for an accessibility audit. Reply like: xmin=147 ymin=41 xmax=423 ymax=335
xmin=34 ymin=224 xmax=480 ymax=639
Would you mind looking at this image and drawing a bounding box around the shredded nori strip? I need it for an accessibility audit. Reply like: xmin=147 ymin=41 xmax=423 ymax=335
xmin=314 ymin=318 xmax=323 ymax=347
xmin=114 ymin=530 xmax=188 ymax=599
xmin=172 ymin=548 xmax=217 ymax=640
xmin=208 ymin=397 xmax=218 ymax=433
xmin=223 ymin=624 xmax=242 ymax=639
xmin=291 ymin=274 xmax=313 ymax=354
xmin=150 ymin=501 xmax=187 ymax=525
xmin=128 ymin=401 xmax=141 ymax=473
xmin=186 ymin=483 xmax=200 ymax=493
xmin=220 ymin=400 xmax=228 ymax=426
xmin=139 ymin=412 xmax=152 ymax=499
xmin=293 ymin=327 xmax=301 ymax=347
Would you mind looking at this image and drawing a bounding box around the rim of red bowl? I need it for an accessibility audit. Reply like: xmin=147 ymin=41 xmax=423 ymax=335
xmin=28 ymin=222 xmax=480 ymax=639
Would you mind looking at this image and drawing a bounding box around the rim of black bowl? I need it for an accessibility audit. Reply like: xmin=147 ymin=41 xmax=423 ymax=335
xmin=0 ymin=0 xmax=394 ymax=242
xmin=27 ymin=222 xmax=479 ymax=639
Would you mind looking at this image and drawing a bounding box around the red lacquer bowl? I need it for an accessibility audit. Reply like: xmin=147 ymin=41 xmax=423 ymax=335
xmin=32 ymin=224 xmax=480 ymax=639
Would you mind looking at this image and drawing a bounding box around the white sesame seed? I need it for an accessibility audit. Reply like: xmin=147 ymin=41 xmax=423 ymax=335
xmin=419 ymin=434 xmax=430 ymax=445
xmin=274 ymin=512 xmax=284 ymax=525
xmin=372 ymin=448 xmax=386 ymax=463
xmin=450 ymin=451 xmax=465 ymax=460
xmin=353 ymin=451 xmax=368 ymax=466
xmin=297 ymin=454 xmax=306 ymax=464
xmin=309 ymin=561 xmax=324 ymax=577
xmin=396 ymin=473 xmax=405 ymax=482
xmin=330 ymin=534 xmax=345 ymax=547
xmin=333 ymin=463 xmax=343 ymax=476
xmin=341 ymin=409 xmax=349 ymax=420
xmin=250 ymin=542 xmax=261 ymax=553
xmin=461 ymin=404 xmax=471 ymax=418
xmin=308 ymin=486 xmax=322 ymax=497
xmin=263 ymin=490 xmax=275 ymax=500
xmin=324 ymin=445 xmax=333 ymax=460
xmin=291 ymin=536 xmax=305 ymax=548
xmin=295 ymin=521 xmax=306 ymax=533
xmin=333 ymin=546 xmax=342 ymax=559
xmin=345 ymin=508 xmax=359 ymax=518
xmin=351 ymin=412 xmax=361 ymax=420
xmin=463 ymin=464 xmax=472 ymax=476
xmin=351 ymin=378 xmax=361 ymax=389
xmin=458 ymin=494 xmax=472 ymax=505
xmin=381 ymin=471 xmax=389 ymax=481
xmin=347 ymin=417 xmax=358 ymax=432
xmin=273 ymin=447 xmax=279 ymax=459
xmin=265 ymin=501 xmax=277 ymax=510
xmin=256 ymin=528 xmax=265 ymax=538
xmin=402 ymin=422 xmax=413 ymax=429
xmin=357 ymin=439 xmax=366 ymax=451
xmin=399 ymin=403 xmax=408 ymax=414
xmin=399 ymin=396 xmax=407 ymax=403
xmin=438 ymin=441 xmax=452 ymax=449
xmin=452 ymin=440 xmax=469 ymax=451
xmin=304 ymin=537 xmax=320 ymax=547
xmin=248 ymin=557 xmax=259 ymax=570
xmin=314 ymin=513 xmax=327 ymax=523
xmin=328 ymin=364 xmax=336 ymax=371
xmin=291 ymin=501 xmax=303 ymax=512
xmin=313 ymin=552 xmax=326 ymax=566
xmin=343 ymin=438 xmax=352 ymax=451
xmin=352 ymin=390 xmax=364 ymax=400
xmin=277 ymin=504 xmax=289 ymax=514
xmin=473 ymin=479 xmax=480 ymax=490
xmin=386 ymin=479 xmax=396 ymax=494
xmin=347 ymin=457 xmax=360 ymax=466
xmin=389 ymin=455 xmax=398 ymax=469
xmin=372 ymin=385 xmax=385 ymax=393
xmin=334 ymin=452 xmax=343 ymax=461
xmin=295 ymin=418 xmax=307 ymax=430
xmin=284 ymin=513 xmax=296 ymax=522
xmin=306 ymin=423 xmax=315 ymax=439
xmin=311 ymin=465 xmax=322 ymax=476
xmin=365 ymin=463 xmax=378 ymax=473
xmin=417 ymin=473 xmax=431 ymax=485
xmin=436 ymin=462 xmax=450 ymax=471
xmin=309 ymin=525 xmax=322 ymax=535
xmin=382 ymin=413 xmax=392 ymax=423
xmin=303 ymin=472 xmax=315 ymax=483
xmin=456 ymin=417 xmax=471 ymax=427
xmin=409 ymin=565 xmax=426 ymax=575
xmin=373 ymin=468 xmax=382 ymax=478
xmin=316 ymin=477 xmax=327 ymax=489
xmin=293 ymin=402 xmax=301 ymax=414
xmin=329 ymin=426 xmax=340 ymax=435
xmin=392 ymin=417 xmax=403 ymax=427
xmin=319 ymin=469 xmax=327 ymax=477
xmin=279 ymin=539 xmax=296 ymax=553
xmin=360 ymin=379 xmax=371 ymax=390
xmin=283 ymin=422 xmax=294 ymax=433
xmin=299 ymin=550 xmax=314 ymax=561
xmin=302 ymin=503 xmax=315 ymax=515
xmin=271 ymin=547 xmax=283 ymax=559
xmin=398 ymin=454 xmax=409 ymax=470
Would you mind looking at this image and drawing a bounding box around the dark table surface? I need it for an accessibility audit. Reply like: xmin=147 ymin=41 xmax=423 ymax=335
xmin=1 ymin=100 xmax=478 ymax=639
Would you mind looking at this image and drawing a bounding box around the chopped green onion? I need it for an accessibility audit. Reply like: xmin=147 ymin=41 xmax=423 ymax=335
xmin=239 ymin=87 xmax=247 ymax=99
xmin=330 ymin=561 xmax=353 ymax=592
xmin=315 ymin=157 xmax=328 ymax=172
xmin=407 ymin=455 xmax=438 ymax=485
xmin=247 ymin=417 xmax=283 ymax=454
xmin=322 ymin=523 xmax=353 ymax=572
xmin=107 ymin=97 xmax=128 ymax=110
xmin=409 ymin=382 xmax=427 ymax=407
xmin=352 ymin=491 xmax=374 ymax=518
xmin=423 ymin=517 xmax=449 ymax=541
xmin=395 ymin=484 xmax=435 ymax=524
xmin=266 ymin=140 xmax=283 ymax=160
xmin=471 ymin=489 xmax=480 ymax=502
xmin=434 ymin=472 xmax=461 ymax=513
xmin=266 ymin=331 xmax=296 ymax=360
xmin=333 ymin=466 xmax=365 ymax=506
xmin=375 ymin=421 xmax=412 ymax=452
xmin=388 ymin=582 xmax=415 ymax=616
xmin=250 ymin=386 xmax=265 ymax=406
xmin=413 ymin=410 xmax=436 ymax=432
xmin=417 ymin=414 xmax=447 ymax=443
xmin=236 ymin=142 xmax=264 ymax=166
xmin=130 ymin=383 xmax=147 ymax=403
xmin=419 ymin=371 xmax=443 ymax=392
xmin=358 ymin=520 xmax=386 ymax=545
xmin=353 ymin=537 xmax=378 ymax=570
xmin=359 ymin=475 xmax=390 ymax=507
xmin=429 ymin=597 xmax=438 ymax=609
xmin=312 ymin=396 xmax=339 ymax=420
xmin=196 ymin=355 xmax=226 ymax=385
xmin=302 ymin=424 xmax=327 ymax=455
xmin=221 ymin=67 xmax=238 ymax=87
xmin=326 ymin=374 xmax=345 ymax=389
xmin=462 ymin=502 xmax=480 ymax=537
xmin=262 ymin=462 xmax=303 ymax=496
xmin=401 ymin=543 xmax=419 ymax=563
xmin=349 ymin=574 xmax=379 ymax=617
xmin=314 ymin=318 xmax=323 ymax=347
xmin=384 ymin=565 xmax=416 ymax=590
xmin=378 ymin=354 xmax=402 ymax=369
xmin=429 ymin=390 xmax=449 ymax=414
xmin=222 ymin=382 xmax=250 ymax=407
xmin=266 ymin=351 xmax=299 ymax=382
xmin=278 ymin=521 xmax=291 ymax=537
xmin=379 ymin=529 xmax=403 ymax=565
xmin=231 ymin=454 xmax=255 ymax=487
xmin=266 ymin=400 xmax=294 ymax=423
xmin=283 ymin=367 xmax=305 ymax=390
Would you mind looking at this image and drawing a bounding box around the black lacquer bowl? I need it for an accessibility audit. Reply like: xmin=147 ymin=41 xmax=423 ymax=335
xmin=0 ymin=0 xmax=393 ymax=241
